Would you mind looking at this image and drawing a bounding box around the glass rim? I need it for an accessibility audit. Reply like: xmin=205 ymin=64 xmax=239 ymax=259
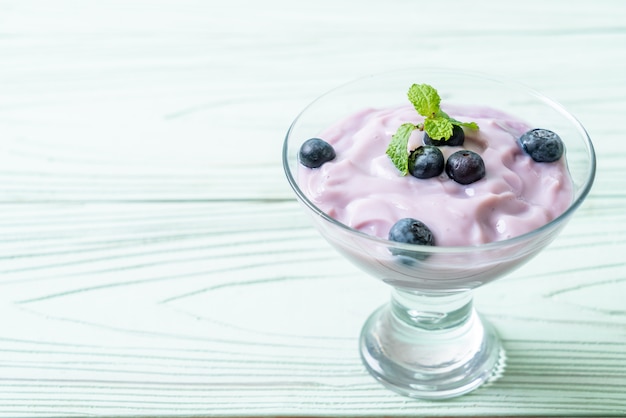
xmin=282 ymin=68 xmax=597 ymax=255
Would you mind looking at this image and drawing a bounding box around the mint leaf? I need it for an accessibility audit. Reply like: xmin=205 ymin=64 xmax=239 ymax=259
xmin=439 ymin=110 xmax=480 ymax=131
xmin=454 ymin=120 xmax=479 ymax=130
xmin=424 ymin=116 xmax=453 ymax=140
xmin=386 ymin=123 xmax=417 ymax=175
xmin=407 ymin=84 xmax=440 ymax=117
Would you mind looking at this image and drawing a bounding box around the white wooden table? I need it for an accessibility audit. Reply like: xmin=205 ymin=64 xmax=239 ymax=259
xmin=1 ymin=1 xmax=625 ymax=416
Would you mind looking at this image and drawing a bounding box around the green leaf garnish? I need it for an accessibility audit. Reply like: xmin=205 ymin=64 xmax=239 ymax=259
xmin=385 ymin=123 xmax=417 ymax=176
xmin=440 ymin=109 xmax=480 ymax=130
xmin=423 ymin=116 xmax=453 ymax=140
xmin=385 ymin=83 xmax=480 ymax=175
xmin=407 ymin=84 xmax=440 ymax=116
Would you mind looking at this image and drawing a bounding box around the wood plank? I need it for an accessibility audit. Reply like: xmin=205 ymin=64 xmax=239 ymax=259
xmin=0 ymin=0 xmax=624 ymax=202
xmin=0 ymin=201 xmax=624 ymax=416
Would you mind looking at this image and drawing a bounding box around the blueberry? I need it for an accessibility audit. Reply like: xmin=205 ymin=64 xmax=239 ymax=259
xmin=408 ymin=146 xmax=444 ymax=179
xmin=445 ymin=150 xmax=486 ymax=185
xmin=424 ymin=124 xmax=465 ymax=147
xmin=298 ymin=138 xmax=336 ymax=168
xmin=519 ymin=128 xmax=564 ymax=162
xmin=388 ymin=218 xmax=435 ymax=247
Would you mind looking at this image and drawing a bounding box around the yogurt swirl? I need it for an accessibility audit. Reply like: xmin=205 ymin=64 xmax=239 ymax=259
xmin=297 ymin=104 xmax=573 ymax=247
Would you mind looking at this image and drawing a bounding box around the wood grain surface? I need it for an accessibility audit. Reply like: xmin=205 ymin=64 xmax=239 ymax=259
xmin=1 ymin=0 xmax=625 ymax=416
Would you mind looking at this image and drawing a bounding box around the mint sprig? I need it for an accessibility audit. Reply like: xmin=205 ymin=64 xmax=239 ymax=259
xmin=386 ymin=123 xmax=417 ymax=176
xmin=386 ymin=83 xmax=479 ymax=175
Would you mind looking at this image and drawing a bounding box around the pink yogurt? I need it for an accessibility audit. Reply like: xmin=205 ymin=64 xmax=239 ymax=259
xmin=297 ymin=104 xmax=573 ymax=247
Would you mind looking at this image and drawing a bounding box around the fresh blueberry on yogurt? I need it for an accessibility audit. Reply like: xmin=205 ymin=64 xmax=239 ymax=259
xmin=408 ymin=146 xmax=445 ymax=179
xmin=519 ymin=128 xmax=564 ymax=163
xmin=388 ymin=218 xmax=435 ymax=246
xmin=445 ymin=150 xmax=486 ymax=185
xmin=299 ymin=138 xmax=336 ymax=168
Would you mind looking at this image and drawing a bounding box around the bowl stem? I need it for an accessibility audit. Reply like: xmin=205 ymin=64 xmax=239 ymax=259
xmin=359 ymin=288 xmax=506 ymax=399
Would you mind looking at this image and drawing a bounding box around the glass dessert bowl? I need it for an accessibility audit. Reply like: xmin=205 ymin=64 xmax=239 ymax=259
xmin=282 ymin=69 xmax=596 ymax=399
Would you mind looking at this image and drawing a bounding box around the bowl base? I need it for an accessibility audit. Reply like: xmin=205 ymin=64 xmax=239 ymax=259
xmin=359 ymin=291 xmax=506 ymax=399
